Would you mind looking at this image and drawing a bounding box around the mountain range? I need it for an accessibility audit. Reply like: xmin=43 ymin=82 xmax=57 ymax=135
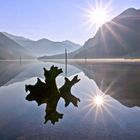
xmin=3 ymin=32 xmax=81 ymax=57
xmin=40 ymin=8 xmax=140 ymax=59
xmin=0 ymin=33 xmax=32 ymax=59
xmin=0 ymin=32 xmax=81 ymax=60
xmin=1 ymin=8 xmax=140 ymax=60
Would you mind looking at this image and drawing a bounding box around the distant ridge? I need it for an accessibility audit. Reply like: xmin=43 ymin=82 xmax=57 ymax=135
xmin=3 ymin=32 xmax=81 ymax=57
xmin=0 ymin=32 xmax=33 ymax=59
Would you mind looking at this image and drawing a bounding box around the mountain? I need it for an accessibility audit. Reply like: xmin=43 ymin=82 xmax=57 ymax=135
xmin=25 ymin=39 xmax=81 ymax=57
xmin=3 ymin=32 xmax=34 ymax=47
xmin=73 ymin=8 xmax=140 ymax=58
xmin=3 ymin=32 xmax=81 ymax=57
xmin=40 ymin=8 xmax=140 ymax=59
xmin=0 ymin=33 xmax=33 ymax=59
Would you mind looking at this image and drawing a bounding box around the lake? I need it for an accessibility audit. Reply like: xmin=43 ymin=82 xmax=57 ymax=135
xmin=0 ymin=60 xmax=140 ymax=140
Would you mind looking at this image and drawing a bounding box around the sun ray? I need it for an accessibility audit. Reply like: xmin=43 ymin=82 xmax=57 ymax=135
xmin=80 ymin=74 xmax=127 ymax=126
xmin=104 ymin=23 xmax=130 ymax=51
xmin=100 ymin=27 xmax=107 ymax=50
xmin=82 ymin=103 xmax=96 ymax=121
xmin=81 ymin=0 xmax=113 ymax=30
xmin=81 ymin=87 xmax=119 ymax=125
xmin=102 ymin=105 xmax=122 ymax=127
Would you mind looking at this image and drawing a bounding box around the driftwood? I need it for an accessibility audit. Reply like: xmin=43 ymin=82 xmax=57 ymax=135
xmin=25 ymin=65 xmax=80 ymax=124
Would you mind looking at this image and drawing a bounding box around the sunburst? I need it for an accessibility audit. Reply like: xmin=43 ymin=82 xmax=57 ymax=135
xmin=82 ymin=0 xmax=113 ymax=30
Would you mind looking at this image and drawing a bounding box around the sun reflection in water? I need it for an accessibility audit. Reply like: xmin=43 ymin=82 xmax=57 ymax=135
xmin=81 ymin=87 xmax=116 ymax=124
xmin=94 ymin=95 xmax=104 ymax=106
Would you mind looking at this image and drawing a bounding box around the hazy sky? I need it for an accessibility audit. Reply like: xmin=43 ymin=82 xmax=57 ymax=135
xmin=0 ymin=0 xmax=140 ymax=45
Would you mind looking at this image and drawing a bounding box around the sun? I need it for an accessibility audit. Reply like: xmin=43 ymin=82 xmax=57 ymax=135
xmin=82 ymin=0 xmax=113 ymax=29
xmin=89 ymin=8 xmax=108 ymax=26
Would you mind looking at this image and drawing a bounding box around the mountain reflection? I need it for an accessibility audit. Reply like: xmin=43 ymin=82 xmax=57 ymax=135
xmin=1 ymin=61 xmax=140 ymax=108
xmin=1 ymin=61 xmax=140 ymax=139
xmin=0 ymin=61 xmax=80 ymax=87
xmin=74 ymin=62 xmax=140 ymax=107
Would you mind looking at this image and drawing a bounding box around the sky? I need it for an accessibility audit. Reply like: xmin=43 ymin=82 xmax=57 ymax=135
xmin=0 ymin=0 xmax=140 ymax=45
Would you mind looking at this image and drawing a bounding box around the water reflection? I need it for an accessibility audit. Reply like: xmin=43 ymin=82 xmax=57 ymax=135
xmin=0 ymin=61 xmax=80 ymax=87
xmin=74 ymin=62 xmax=140 ymax=107
xmin=0 ymin=61 xmax=140 ymax=139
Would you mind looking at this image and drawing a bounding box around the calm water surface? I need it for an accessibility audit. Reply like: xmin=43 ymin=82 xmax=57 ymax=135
xmin=0 ymin=60 xmax=140 ymax=140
